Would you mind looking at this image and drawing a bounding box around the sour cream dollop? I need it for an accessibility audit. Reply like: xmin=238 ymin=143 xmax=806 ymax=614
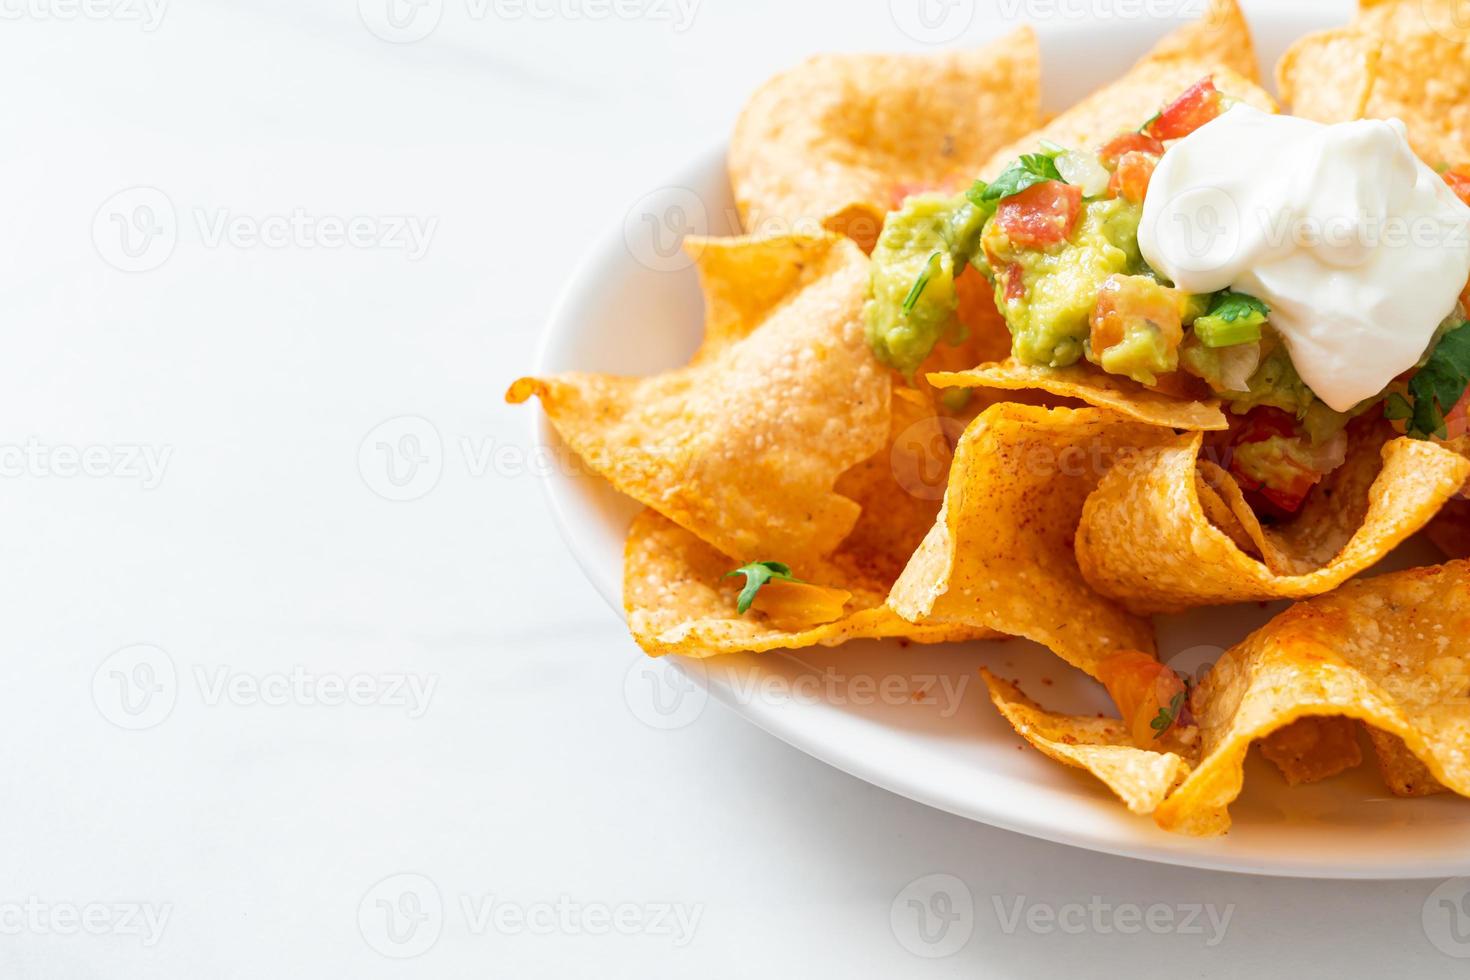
xmin=1139 ymin=105 xmax=1470 ymax=412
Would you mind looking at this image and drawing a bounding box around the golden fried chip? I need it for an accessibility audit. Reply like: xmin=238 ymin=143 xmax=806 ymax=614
xmin=508 ymin=232 xmax=888 ymax=563
xmin=980 ymin=670 xmax=1190 ymax=814
xmin=624 ymin=509 xmax=988 ymax=657
xmin=729 ymin=31 xmax=1041 ymax=253
xmin=889 ymin=404 xmax=1171 ymax=676
xmin=929 ymin=360 xmax=1227 ymax=432
xmin=1258 ymin=716 xmax=1364 ymax=786
xmin=1277 ymin=0 xmax=1470 ymax=167
xmin=1275 ymin=27 xmax=1380 ymax=124
xmin=1156 ymin=562 xmax=1470 ymax=835
xmin=1362 ymin=727 xmax=1447 ymax=797
xmin=975 ymin=0 xmax=1273 ymax=178
xmin=1076 ymin=422 xmax=1470 ymax=613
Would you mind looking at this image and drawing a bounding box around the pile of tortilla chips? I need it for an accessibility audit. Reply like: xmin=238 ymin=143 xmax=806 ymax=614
xmin=513 ymin=0 xmax=1470 ymax=835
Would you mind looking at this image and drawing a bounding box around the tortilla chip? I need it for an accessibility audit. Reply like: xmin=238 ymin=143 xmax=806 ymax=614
xmin=1276 ymin=0 xmax=1470 ymax=168
xmin=980 ymin=670 xmax=1189 ymax=814
xmin=1075 ymin=421 xmax=1470 ymax=614
xmin=1275 ymin=27 xmax=1380 ymax=124
xmin=929 ymin=360 xmax=1227 ymax=432
xmin=1362 ymin=727 xmax=1447 ymax=797
xmin=975 ymin=0 xmax=1273 ymax=178
xmin=625 ymin=508 xmax=988 ymax=657
xmin=889 ymin=404 xmax=1172 ymax=677
xmin=1258 ymin=716 xmax=1363 ymax=786
xmin=729 ymin=31 xmax=1041 ymax=253
xmin=508 ymin=232 xmax=888 ymax=563
xmin=1155 ymin=561 xmax=1470 ymax=835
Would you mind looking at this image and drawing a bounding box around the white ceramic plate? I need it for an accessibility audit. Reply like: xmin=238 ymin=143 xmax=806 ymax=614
xmin=532 ymin=5 xmax=1470 ymax=878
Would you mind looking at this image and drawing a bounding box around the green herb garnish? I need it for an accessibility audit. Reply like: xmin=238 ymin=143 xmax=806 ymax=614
xmin=1193 ymin=290 xmax=1269 ymax=348
xmin=1150 ymin=689 xmax=1188 ymax=739
xmin=725 ymin=561 xmax=801 ymax=614
xmin=900 ymin=251 xmax=942 ymax=316
xmin=1385 ymin=322 xmax=1470 ymax=439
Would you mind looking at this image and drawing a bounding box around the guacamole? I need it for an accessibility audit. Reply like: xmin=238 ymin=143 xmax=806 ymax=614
xmin=864 ymin=194 xmax=985 ymax=376
xmin=983 ymin=196 xmax=1144 ymax=369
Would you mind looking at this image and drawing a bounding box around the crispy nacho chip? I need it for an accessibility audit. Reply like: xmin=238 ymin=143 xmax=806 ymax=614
xmin=625 ymin=508 xmax=992 ymax=657
xmin=729 ymin=31 xmax=1041 ymax=253
xmin=975 ymin=0 xmax=1272 ymax=178
xmin=1076 ymin=422 xmax=1470 ymax=613
xmin=1275 ymin=27 xmax=1380 ymax=124
xmin=1362 ymin=727 xmax=1447 ymax=797
xmin=1258 ymin=716 xmax=1364 ymax=786
xmin=980 ymin=669 xmax=1190 ymax=814
xmin=889 ymin=404 xmax=1171 ymax=676
xmin=1277 ymin=0 xmax=1470 ymax=167
xmin=929 ymin=360 xmax=1227 ymax=431
xmin=508 ymin=232 xmax=888 ymax=563
xmin=1156 ymin=561 xmax=1470 ymax=835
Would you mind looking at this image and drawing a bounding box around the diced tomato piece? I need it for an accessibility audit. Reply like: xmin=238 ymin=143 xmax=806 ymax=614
xmin=1097 ymin=650 xmax=1190 ymax=746
xmin=1089 ymin=274 xmax=1184 ymax=356
xmin=1227 ymin=407 xmax=1320 ymax=516
xmin=993 ymin=180 xmax=1082 ymax=250
xmin=1443 ymin=388 xmax=1470 ymax=442
xmin=1097 ymin=131 xmax=1165 ymax=167
xmin=1000 ymin=262 xmax=1026 ymax=303
xmin=1444 ymin=166 xmax=1470 ymax=209
xmin=1108 ymin=151 xmax=1159 ymax=203
xmin=1145 ymin=77 xmax=1224 ymax=141
xmin=1232 ymin=406 xmax=1299 ymax=444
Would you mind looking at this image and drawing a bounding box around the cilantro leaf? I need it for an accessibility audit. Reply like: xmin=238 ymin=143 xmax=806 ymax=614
xmin=900 ymin=251 xmax=942 ymax=315
xmin=724 ymin=561 xmax=801 ymax=614
xmin=1394 ymin=322 xmax=1470 ymax=440
xmin=1150 ymin=689 xmax=1188 ymax=739
xmin=968 ymin=152 xmax=1065 ymax=212
xmin=1206 ymin=290 xmax=1270 ymax=323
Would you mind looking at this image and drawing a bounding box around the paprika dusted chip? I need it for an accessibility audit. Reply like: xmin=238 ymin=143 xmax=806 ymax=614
xmin=974 ymin=0 xmax=1272 ymax=180
xmin=1156 ymin=561 xmax=1470 ymax=835
xmin=929 ymin=360 xmax=1227 ymax=431
xmin=1275 ymin=27 xmax=1380 ymax=124
xmin=729 ymin=32 xmax=1041 ymax=253
xmin=1277 ymin=0 xmax=1470 ymax=166
xmin=889 ymin=404 xmax=1170 ymax=677
xmin=980 ymin=669 xmax=1190 ymax=815
xmin=508 ymin=232 xmax=888 ymax=563
xmin=1076 ymin=423 xmax=1470 ymax=614
xmin=625 ymin=509 xmax=991 ymax=657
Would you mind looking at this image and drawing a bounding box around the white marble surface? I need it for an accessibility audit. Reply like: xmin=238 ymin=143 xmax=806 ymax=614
xmin=1 ymin=0 xmax=1466 ymax=975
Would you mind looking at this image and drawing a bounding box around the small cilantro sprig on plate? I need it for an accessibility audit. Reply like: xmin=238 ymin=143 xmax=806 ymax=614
xmin=725 ymin=561 xmax=801 ymax=614
xmin=1150 ymin=689 xmax=1189 ymax=740
xmin=1385 ymin=322 xmax=1470 ymax=440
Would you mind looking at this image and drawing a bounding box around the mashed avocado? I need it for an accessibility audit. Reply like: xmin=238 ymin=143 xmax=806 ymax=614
xmin=982 ymin=197 xmax=1144 ymax=368
xmin=864 ymin=194 xmax=986 ymax=376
